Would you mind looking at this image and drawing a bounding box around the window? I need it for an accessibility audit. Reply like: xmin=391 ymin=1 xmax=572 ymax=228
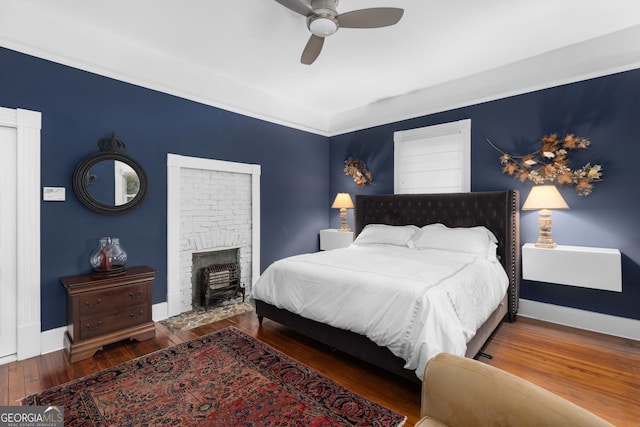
xmin=394 ymin=119 xmax=471 ymax=194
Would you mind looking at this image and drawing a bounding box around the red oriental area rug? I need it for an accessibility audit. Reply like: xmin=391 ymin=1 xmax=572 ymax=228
xmin=22 ymin=327 xmax=406 ymax=426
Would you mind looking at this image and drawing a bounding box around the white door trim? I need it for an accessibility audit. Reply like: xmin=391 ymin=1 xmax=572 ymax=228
xmin=0 ymin=117 xmax=17 ymax=360
xmin=0 ymin=107 xmax=41 ymax=362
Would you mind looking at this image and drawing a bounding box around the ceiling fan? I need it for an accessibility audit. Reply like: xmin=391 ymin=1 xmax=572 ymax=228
xmin=274 ymin=0 xmax=404 ymax=65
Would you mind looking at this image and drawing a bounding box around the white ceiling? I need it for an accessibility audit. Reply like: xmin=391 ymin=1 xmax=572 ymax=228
xmin=2 ymin=0 xmax=640 ymax=135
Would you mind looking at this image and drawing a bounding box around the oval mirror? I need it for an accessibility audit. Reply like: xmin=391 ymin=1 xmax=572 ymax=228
xmin=73 ymin=133 xmax=148 ymax=215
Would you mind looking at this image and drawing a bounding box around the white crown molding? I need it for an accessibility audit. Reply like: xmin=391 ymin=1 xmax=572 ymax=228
xmin=2 ymin=1 xmax=639 ymax=137
xmin=328 ymin=25 xmax=640 ymax=135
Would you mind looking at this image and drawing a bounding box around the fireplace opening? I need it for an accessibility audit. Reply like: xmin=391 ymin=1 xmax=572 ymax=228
xmin=201 ymin=262 xmax=245 ymax=310
xmin=192 ymin=248 xmax=244 ymax=310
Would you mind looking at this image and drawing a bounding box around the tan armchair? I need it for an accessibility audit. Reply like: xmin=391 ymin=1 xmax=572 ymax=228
xmin=416 ymin=353 xmax=614 ymax=427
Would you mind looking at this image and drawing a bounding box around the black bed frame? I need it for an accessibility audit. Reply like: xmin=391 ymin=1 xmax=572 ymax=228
xmin=255 ymin=191 xmax=520 ymax=383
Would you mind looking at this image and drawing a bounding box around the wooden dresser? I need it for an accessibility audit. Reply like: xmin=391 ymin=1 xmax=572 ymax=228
xmin=61 ymin=265 xmax=156 ymax=362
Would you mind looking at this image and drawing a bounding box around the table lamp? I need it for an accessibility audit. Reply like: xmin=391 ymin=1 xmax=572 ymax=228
xmin=331 ymin=193 xmax=354 ymax=232
xmin=522 ymin=185 xmax=569 ymax=248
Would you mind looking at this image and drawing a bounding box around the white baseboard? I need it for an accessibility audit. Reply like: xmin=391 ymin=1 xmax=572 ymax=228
xmin=153 ymin=301 xmax=168 ymax=322
xmin=39 ymin=302 xmax=170 ymax=356
xmin=17 ymin=321 xmax=41 ymax=360
xmin=518 ymin=299 xmax=640 ymax=341
xmin=34 ymin=299 xmax=640 ymax=357
xmin=40 ymin=326 xmax=67 ymax=356
xmin=0 ymin=354 xmax=17 ymax=365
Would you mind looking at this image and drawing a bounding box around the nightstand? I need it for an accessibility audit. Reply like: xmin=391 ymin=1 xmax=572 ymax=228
xmin=61 ymin=266 xmax=156 ymax=362
xmin=320 ymin=229 xmax=354 ymax=250
xmin=522 ymin=243 xmax=622 ymax=292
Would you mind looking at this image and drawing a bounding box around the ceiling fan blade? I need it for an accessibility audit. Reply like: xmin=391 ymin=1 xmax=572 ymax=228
xmin=301 ymin=35 xmax=324 ymax=65
xmin=274 ymin=0 xmax=313 ymax=16
xmin=338 ymin=7 xmax=404 ymax=29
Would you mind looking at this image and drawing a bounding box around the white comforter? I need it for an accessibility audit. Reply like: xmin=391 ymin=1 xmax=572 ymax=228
xmin=251 ymin=244 xmax=508 ymax=379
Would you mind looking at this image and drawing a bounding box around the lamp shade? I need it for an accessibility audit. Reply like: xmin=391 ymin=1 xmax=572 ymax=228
xmin=331 ymin=193 xmax=354 ymax=209
xmin=522 ymin=185 xmax=569 ymax=211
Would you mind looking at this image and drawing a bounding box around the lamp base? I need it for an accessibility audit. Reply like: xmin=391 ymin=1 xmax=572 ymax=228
xmin=535 ymin=208 xmax=557 ymax=249
xmin=534 ymin=241 xmax=557 ymax=249
xmin=337 ymin=207 xmax=351 ymax=232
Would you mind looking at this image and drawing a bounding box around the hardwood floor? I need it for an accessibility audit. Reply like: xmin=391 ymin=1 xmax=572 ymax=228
xmin=1 ymin=313 xmax=639 ymax=426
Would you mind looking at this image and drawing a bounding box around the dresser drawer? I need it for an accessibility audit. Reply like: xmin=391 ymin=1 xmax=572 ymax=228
xmin=78 ymin=283 xmax=148 ymax=316
xmin=79 ymin=304 xmax=150 ymax=340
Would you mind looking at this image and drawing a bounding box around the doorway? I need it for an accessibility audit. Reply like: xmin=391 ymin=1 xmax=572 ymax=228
xmin=0 ymin=107 xmax=41 ymax=364
xmin=0 ymin=123 xmax=17 ymax=359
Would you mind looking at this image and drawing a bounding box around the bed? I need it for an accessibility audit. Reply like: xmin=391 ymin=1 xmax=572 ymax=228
xmin=252 ymin=191 xmax=520 ymax=383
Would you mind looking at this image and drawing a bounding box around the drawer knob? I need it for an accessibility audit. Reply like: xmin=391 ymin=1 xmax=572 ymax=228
xmin=129 ymin=290 xmax=143 ymax=299
xmin=85 ymin=320 xmax=103 ymax=331
xmin=84 ymin=298 xmax=102 ymax=309
xmin=129 ymin=310 xmax=144 ymax=320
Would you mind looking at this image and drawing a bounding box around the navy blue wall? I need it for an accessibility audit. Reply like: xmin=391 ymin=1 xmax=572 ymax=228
xmin=2 ymin=44 xmax=639 ymax=331
xmin=0 ymin=47 xmax=329 ymax=331
xmin=330 ymin=68 xmax=640 ymax=321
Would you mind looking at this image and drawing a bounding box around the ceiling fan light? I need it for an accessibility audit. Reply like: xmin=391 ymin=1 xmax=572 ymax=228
xmin=309 ymin=16 xmax=338 ymax=36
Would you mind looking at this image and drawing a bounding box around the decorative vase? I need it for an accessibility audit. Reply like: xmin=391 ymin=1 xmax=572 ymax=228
xmin=90 ymin=237 xmax=127 ymax=276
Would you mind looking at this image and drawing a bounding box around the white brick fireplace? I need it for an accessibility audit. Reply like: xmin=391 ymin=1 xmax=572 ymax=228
xmin=166 ymin=154 xmax=260 ymax=317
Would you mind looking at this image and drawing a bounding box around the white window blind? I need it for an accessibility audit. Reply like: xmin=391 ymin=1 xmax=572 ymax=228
xmin=394 ymin=119 xmax=471 ymax=194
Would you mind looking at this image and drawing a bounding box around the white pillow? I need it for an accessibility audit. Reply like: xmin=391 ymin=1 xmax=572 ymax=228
xmin=407 ymin=223 xmax=446 ymax=248
xmin=352 ymin=224 xmax=419 ymax=247
xmin=411 ymin=224 xmax=499 ymax=261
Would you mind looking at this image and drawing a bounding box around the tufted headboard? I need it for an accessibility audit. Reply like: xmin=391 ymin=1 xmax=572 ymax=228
xmin=354 ymin=191 xmax=520 ymax=318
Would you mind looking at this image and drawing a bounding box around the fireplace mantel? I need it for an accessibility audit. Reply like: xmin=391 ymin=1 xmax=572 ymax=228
xmin=166 ymin=154 xmax=261 ymax=318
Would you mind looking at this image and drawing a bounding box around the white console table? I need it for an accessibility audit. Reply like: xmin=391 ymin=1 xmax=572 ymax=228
xmin=320 ymin=229 xmax=353 ymax=250
xmin=522 ymin=243 xmax=622 ymax=292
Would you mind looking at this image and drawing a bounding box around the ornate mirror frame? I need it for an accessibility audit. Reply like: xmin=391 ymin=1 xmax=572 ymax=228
xmin=72 ymin=132 xmax=148 ymax=215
